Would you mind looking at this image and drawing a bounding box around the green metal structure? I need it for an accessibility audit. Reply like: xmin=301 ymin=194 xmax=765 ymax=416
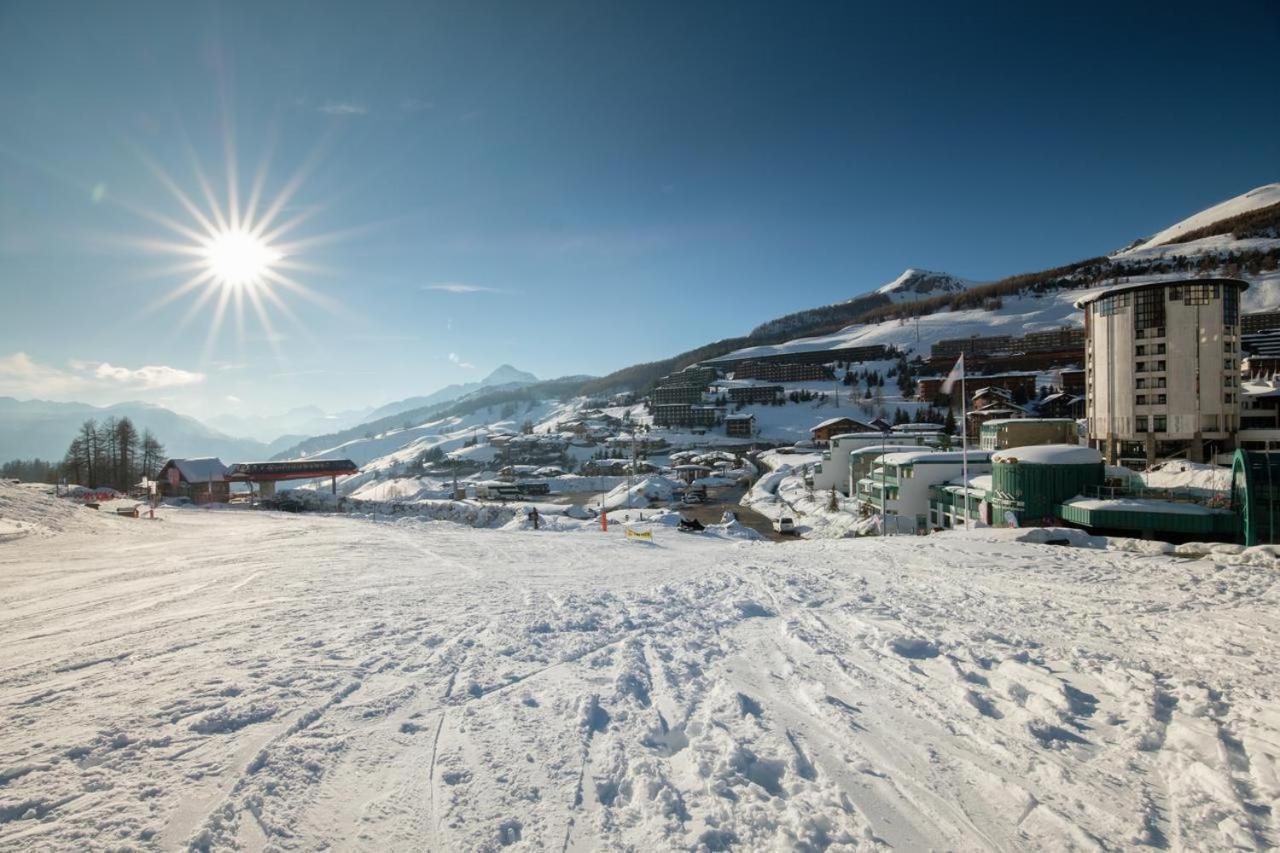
xmin=1230 ymin=449 xmax=1280 ymax=546
xmin=989 ymin=457 xmax=1104 ymax=524
xmin=1056 ymin=500 xmax=1239 ymax=539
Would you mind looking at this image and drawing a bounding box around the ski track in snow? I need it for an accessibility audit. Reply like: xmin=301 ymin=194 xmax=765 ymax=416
xmin=1 ymin=483 xmax=1278 ymax=851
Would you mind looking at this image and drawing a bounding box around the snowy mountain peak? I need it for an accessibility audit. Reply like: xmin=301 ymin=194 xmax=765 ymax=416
xmin=481 ymin=364 xmax=538 ymax=386
xmin=1117 ymin=182 xmax=1280 ymax=256
xmin=875 ymin=269 xmax=980 ymax=302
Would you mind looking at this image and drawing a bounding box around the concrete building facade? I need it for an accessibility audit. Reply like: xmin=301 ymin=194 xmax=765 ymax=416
xmin=1078 ymin=277 xmax=1247 ymax=466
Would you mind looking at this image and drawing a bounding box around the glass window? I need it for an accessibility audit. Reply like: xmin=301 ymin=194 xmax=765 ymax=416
xmin=1136 ymin=416 xmax=1148 ymax=432
xmin=1134 ymin=287 xmax=1165 ymax=330
xmin=1136 ymin=361 xmax=1146 ymax=372
xmin=1182 ymin=283 xmax=1213 ymax=305
xmin=1156 ymin=343 xmax=1166 ymax=354
xmin=1157 ymin=394 xmax=1167 ymax=404
xmin=1136 ymin=377 xmax=1147 ymax=389
xmin=1136 ymin=394 xmax=1147 ymax=405
xmin=1155 ymin=360 xmax=1166 ymax=371
xmin=1135 ymin=345 xmax=1146 ymax=356
xmin=1224 ymin=286 xmax=1240 ymax=326
xmin=1155 ymin=377 xmax=1167 ymax=388
xmin=1153 ymin=415 xmax=1167 ymax=432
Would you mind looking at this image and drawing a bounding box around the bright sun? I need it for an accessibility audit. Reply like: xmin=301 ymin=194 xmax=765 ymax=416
xmin=202 ymin=229 xmax=281 ymax=289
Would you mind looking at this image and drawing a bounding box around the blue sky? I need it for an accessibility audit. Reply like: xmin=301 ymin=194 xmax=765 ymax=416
xmin=1 ymin=0 xmax=1277 ymax=421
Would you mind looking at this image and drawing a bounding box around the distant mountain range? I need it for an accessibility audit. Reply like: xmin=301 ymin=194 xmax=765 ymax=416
xmin=0 ymin=398 xmax=286 ymax=463
xmin=0 ymin=365 xmax=540 ymax=466
xmin=207 ymin=405 xmax=375 ymax=444
xmin=361 ymin=364 xmax=539 ymax=424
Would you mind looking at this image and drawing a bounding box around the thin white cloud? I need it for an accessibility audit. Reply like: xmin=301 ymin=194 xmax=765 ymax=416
xmin=225 ymin=395 xmax=242 ymax=405
xmin=94 ymin=362 xmax=205 ymax=389
xmin=423 ymin=282 xmax=506 ymax=294
xmin=0 ymin=352 xmax=205 ymax=400
xmin=318 ymin=101 xmax=368 ymax=116
xmin=447 ymin=352 xmax=475 ymax=370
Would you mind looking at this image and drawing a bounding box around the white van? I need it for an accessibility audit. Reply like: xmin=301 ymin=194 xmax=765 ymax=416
xmin=773 ymin=517 xmax=796 ymax=535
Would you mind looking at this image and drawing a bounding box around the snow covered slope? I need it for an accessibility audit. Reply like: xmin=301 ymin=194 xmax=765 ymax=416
xmin=1 ymin=484 xmax=1276 ymax=850
xmin=717 ymin=288 xmax=1085 ymax=363
xmin=875 ymin=268 xmax=981 ymax=302
xmin=1117 ymin=183 xmax=1280 ymax=255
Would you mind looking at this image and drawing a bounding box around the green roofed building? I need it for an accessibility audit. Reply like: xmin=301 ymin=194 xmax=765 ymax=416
xmin=987 ymin=444 xmax=1104 ymax=526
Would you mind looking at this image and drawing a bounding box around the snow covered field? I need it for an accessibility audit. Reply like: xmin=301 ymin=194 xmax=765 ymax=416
xmin=1 ymin=483 xmax=1278 ymax=851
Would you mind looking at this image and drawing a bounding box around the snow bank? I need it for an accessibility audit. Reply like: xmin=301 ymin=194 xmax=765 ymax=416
xmin=600 ymin=475 xmax=683 ymax=511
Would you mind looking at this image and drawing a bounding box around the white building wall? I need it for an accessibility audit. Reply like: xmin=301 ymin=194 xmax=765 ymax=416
xmin=858 ymin=457 xmax=992 ymax=533
xmin=1084 ymin=279 xmax=1244 ymax=462
xmin=811 ymin=433 xmax=939 ymax=495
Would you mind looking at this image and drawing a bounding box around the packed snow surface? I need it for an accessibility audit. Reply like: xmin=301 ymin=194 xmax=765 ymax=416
xmin=1 ymin=482 xmax=1278 ymax=851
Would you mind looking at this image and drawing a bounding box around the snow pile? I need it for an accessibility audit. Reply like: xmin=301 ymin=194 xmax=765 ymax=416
xmin=0 ymin=481 xmax=122 ymax=539
xmin=600 ymin=475 xmax=683 ymax=511
xmin=282 ymin=489 xmax=521 ymax=528
xmin=743 ymin=451 xmax=872 ymax=539
xmin=1141 ymin=460 xmax=1232 ymax=497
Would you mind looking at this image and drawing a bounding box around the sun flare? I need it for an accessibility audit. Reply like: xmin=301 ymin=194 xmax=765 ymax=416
xmin=202 ymin=228 xmax=281 ymax=289
xmin=127 ymin=133 xmax=348 ymax=360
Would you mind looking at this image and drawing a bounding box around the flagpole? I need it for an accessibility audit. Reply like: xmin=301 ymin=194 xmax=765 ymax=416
xmin=960 ymin=354 xmax=969 ymax=529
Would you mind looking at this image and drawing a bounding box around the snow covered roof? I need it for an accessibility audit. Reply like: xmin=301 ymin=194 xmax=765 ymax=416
xmin=811 ymin=416 xmax=869 ymax=432
xmin=890 ymin=423 xmax=945 ymax=432
xmin=1242 ymin=379 xmax=1280 ymax=399
xmin=162 ymin=458 xmax=228 ymax=483
xmin=1073 ymin=275 xmax=1249 ymax=308
xmin=992 ymin=444 xmax=1101 ymax=465
xmin=880 ymin=450 xmax=991 ymax=466
xmin=981 ymin=417 xmax=1075 ymax=428
xmin=1061 ymin=497 xmax=1234 ymax=517
xmin=848 ymin=444 xmax=937 ymax=459
xmin=829 ymin=431 xmax=895 ymax=442
xmin=939 ymin=472 xmax=993 ymax=495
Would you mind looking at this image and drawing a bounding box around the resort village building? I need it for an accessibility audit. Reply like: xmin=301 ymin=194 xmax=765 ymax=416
xmin=855 ymin=449 xmax=994 ymax=535
xmin=1079 ymin=277 xmax=1247 ymax=466
xmin=811 ymin=431 xmax=943 ymax=495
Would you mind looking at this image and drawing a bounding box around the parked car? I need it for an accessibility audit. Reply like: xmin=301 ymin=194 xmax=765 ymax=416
xmin=773 ymin=517 xmax=796 ymax=535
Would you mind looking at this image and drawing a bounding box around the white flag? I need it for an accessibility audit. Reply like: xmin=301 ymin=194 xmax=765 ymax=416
xmin=941 ymin=354 xmax=965 ymax=395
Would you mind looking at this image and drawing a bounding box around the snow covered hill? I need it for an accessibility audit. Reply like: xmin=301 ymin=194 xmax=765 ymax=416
xmin=716 ymin=183 xmax=1280 ymax=366
xmin=1 ymin=482 xmax=1276 ymax=850
xmin=1117 ymin=183 xmax=1280 ymax=256
xmin=875 ymin=268 xmax=981 ymax=302
xmin=362 ymin=364 xmax=539 ymax=425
